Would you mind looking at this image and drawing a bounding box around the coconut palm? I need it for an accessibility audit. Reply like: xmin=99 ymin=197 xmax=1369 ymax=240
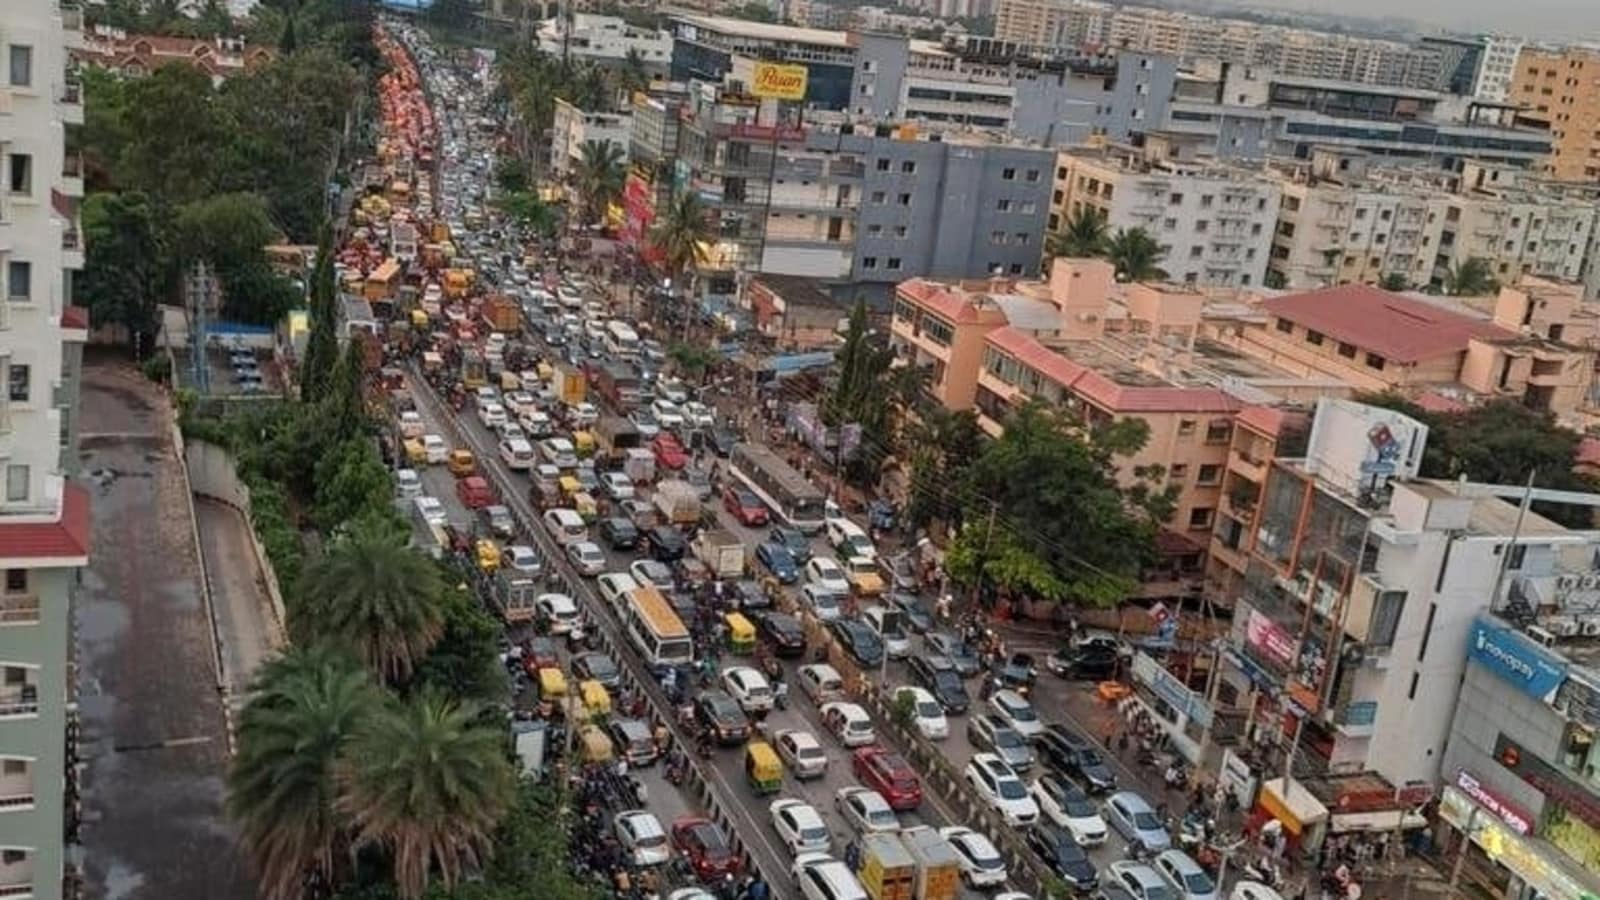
xmin=1047 ymin=206 xmax=1109 ymax=259
xmin=296 ymin=521 xmax=447 ymax=682
xmin=1105 ymin=227 xmax=1168 ymax=282
xmin=337 ymin=692 xmax=515 ymax=900
xmin=227 ymin=645 xmax=379 ymax=900
xmin=1443 ymin=257 xmax=1498 ymax=297
xmin=650 ymin=191 xmax=713 ymax=334
xmin=573 ymin=139 xmax=626 ymax=228
xmin=620 ymin=48 xmax=650 ymax=96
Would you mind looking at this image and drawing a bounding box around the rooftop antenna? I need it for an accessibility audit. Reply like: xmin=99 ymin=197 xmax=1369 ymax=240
xmin=1488 ymin=468 xmax=1537 ymax=615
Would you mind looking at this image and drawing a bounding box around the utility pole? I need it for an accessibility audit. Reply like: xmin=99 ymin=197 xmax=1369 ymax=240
xmin=187 ymin=262 xmax=216 ymax=396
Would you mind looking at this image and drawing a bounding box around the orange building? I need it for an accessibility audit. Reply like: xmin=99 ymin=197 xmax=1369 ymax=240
xmin=1508 ymin=46 xmax=1600 ymax=181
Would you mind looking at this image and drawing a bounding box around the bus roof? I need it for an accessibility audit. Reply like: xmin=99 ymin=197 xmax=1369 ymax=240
xmin=629 ymin=586 xmax=689 ymax=639
xmin=733 ymin=443 xmax=824 ymax=500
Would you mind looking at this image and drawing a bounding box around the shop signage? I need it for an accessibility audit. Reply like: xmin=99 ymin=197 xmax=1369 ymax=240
xmin=727 ymin=122 xmax=808 ymax=143
xmin=1468 ymin=617 xmax=1568 ymax=702
xmin=750 ymin=62 xmax=809 ymax=101
xmin=1494 ymin=733 xmax=1600 ymax=831
xmin=1442 ymin=786 xmax=1600 ymax=900
xmin=1246 ymin=611 xmax=1296 ymax=668
xmin=1456 ymin=768 xmax=1533 ymax=834
xmin=1131 ymin=652 xmax=1213 ymax=729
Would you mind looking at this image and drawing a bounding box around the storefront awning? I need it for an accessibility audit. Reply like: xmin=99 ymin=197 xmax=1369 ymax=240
xmin=1261 ymin=777 xmax=1330 ymax=836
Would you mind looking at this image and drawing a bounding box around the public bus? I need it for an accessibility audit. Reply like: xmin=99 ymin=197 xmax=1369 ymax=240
xmin=621 ymin=585 xmax=694 ymax=668
xmin=729 ymin=443 xmax=826 ymax=534
xmin=604 ymin=321 xmax=640 ymax=359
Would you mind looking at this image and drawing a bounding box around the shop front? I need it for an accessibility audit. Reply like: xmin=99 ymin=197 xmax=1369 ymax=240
xmin=1252 ymin=776 xmax=1331 ymax=855
xmin=1126 ymin=650 xmax=1215 ymax=765
xmin=1440 ymin=779 xmax=1600 ymax=900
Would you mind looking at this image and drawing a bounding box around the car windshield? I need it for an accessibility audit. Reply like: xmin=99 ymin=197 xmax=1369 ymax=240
xmin=800 ymin=825 xmax=828 ymax=842
xmin=1132 ymin=811 xmax=1162 ymax=830
xmin=934 ymin=672 xmax=963 ymax=692
xmin=798 ymin=746 xmax=826 ymax=762
xmin=1079 ymin=747 xmax=1104 ymax=766
xmin=867 ymin=808 xmax=897 ymax=827
xmin=994 ymin=728 xmax=1025 ymax=749
xmin=586 ymin=657 xmax=617 ymax=677
xmin=1005 ymin=700 xmax=1038 ymax=721
xmin=1144 ymin=886 xmax=1178 ymax=900
xmin=997 ymin=778 xmax=1027 ymax=800
xmin=918 ymin=701 xmax=942 ymax=718
xmin=970 ymin=844 xmax=1003 ymax=868
xmin=1183 ymin=871 xmax=1216 ymax=893
xmin=1064 ymin=794 xmax=1097 ymax=817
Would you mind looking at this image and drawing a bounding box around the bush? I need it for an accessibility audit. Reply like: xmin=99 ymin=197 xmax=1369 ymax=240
xmin=141 ymin=353 xmax=172 ymax=385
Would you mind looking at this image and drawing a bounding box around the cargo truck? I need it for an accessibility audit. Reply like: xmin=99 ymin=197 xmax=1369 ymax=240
xmin=491 ymin=570 xmax=540 ymax=624
xmin=653 ymin=479 xmax=702 ymax=528
xmin=857 ymin=832 xmax=916 ymax=900
xmin=898 ymin=827 xmax=962 ymax=900
xmin=552 ymin=363 xmax=587 ymax=406
xmin=691 ymin=529 xmax=746 ymax=579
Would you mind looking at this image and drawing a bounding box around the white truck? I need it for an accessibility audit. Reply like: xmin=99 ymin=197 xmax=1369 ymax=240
xmin=653 ymin=479 xmax=701 ymax=528
xmin=692 ymin=529 xmax=746 ymax=579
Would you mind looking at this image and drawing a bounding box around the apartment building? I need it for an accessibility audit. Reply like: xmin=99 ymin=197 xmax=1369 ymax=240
xmin=549 ymin=98 xmax=631 ymax=186
xmin=993 ymin=0 xmax=1111 ymax=50
xmin=537 ymin=13 xmax=672 ymax=73
xmin=1052 ymin=137 xmax=1280 ymax=288
xmin=1472 ymin=35 xmax=1524 ymax=103
xmin=1509 ymin=46 xmax=1600 ymax=182
xmin=667 ymin=13 xmax=859 ymax=110
xmin=0 ymin=4 xmax=91 ymax=898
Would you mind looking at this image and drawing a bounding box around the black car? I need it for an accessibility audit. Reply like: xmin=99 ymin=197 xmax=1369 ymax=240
xmin=1037 ymin=724 xmax=1117 ymax=793
xmin=572 ymin=651 xmax=623 ymax=691
xmin=599 ymin=516 xmax=640 ymax=550
xmin=543 ymin=326 xmax=568 ymax=346
xmin=1046 ymin=643 xmax=1119 ymax=681
xmin=888 ymin=592 xmax=934 ymax=633
xmin=924 ymin=631 xmax=983 ymax=678
xmin=694 ymin=690 xmax=751 ymax=745
xmin=731 ymin=579 xmax=771 ymax=612
xmin=708 ymin=426 xmax=738 ymax=458
xmin=828 ymin=619 xmax=885 ymax=668
xmin=645 ymin=525 xmax=687 ymax=561
xmin=1027 ymin=824 xmax=1098 ymax=891
xmin=767 ymin=525 xmax=813 ymax=564
xmin=993 ymin=651 xmax=1039 ymax=689
xmin=907 ymin=654 xmax=970 ymax=714
xmin=755 ymin=611 xmax=807 ymax=658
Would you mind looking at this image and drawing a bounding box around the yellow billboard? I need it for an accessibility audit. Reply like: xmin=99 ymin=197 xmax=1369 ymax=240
xmin=751 ymin=62 xmax=808 ymax=101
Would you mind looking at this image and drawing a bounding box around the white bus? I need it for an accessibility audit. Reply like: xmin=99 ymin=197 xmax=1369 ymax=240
xmin=730 ymin=443 xmax=827 ymax=533
xmin=605 ymin=321 xmax=641 ymax=359
xmin=621 ymin=585 xmax=694 ymax=668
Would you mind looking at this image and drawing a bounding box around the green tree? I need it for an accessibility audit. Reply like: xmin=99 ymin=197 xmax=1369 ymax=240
xmin=904 ymin=407 xmax=984 ymax=528
xmin=78 ymin=191 xmax=174 ymax=346
xmin=1379 ymin=272 xmax=1409 ymax=292
xmin=312 ymin=439 xmax=391 ymax=534
xmin=301 ymin=225 xmax=339 ymax=401
xmin=296 ymin=522 xmax=448 ymax=682
xmin=175 ymin=192 xmax=300 ymax=322
xmin=1443 ymin=257 xmax=1499 ymax=297
xmin=499 ymin=191 xmax=559 ymax=241
xmin=409 ymin=584 xmax=507 ymax=705
xmin=110 ymin=65 xmax=229 ymax=201
xmin=493 ymin=157 xmax=529 ymax=194
xmin=620 ymin=48 xmax=650 ymax=96
xmin=649 ymin=191 xmax=713 ymax=311
xmin=228 ymin=644 xmax=379 ymax=900
xmin=337 ymin=692 xmax=515 ymax=900
xmin=726 ymin=2 xmax=777 ymax=22
xmin=1047 ymin=206 xmax=1109 ymax=259
xmin=1105 ymin=227 xmax=1168 ymax=282
xmin=666 ymin=342 xmax=722 ymax=383
xmin=573 ymin=139 xmax=625 ymax=228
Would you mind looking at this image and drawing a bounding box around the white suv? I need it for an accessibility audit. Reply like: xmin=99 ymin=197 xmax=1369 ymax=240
xmin=964 ymin=753 xmax=1039 ymax=826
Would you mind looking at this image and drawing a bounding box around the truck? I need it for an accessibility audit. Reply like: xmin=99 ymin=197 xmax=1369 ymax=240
xmin=653 ymin=479 xmax=702 ymax=528
xmin=482 ymin=294 xmax=521 ymax=333
xmin=592 ymin=362 xmax=641 ymax=410
xmin=691 ymin=529 xmax=746 ymax=579
xmin=552 ymin=363 xmax=587 ymax=406
xmin=858 ymin=832 xmax=916 ymax=900
xmin=897 ymin=827 xmax=962 ymax=900
xmin=623 ymin=447 xmax=656 ymax=484
xmin=491 ymin=570 xmax=540 ymax=624
xmin=595 ymin=415 xmax=642 ymax=466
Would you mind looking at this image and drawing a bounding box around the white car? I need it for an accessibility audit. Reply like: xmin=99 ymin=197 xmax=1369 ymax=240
xmin=629 ymin=559 xmax=672 ymax=588
xmin=395 ymin=468 xmax=422 ymax=498
xmin=800 ymin=584 xmax=843 ymax=621
xmin=989 ymin=690 xmax=1045 ymax=741
xmin=505 ymin=391 xmax=538 ymax=417
xmin=682 ymin=400 xmax=716 ymax=429
xmin=805 ymin=558 xmax=851 ymax=595
xmin=940 ymin=826 xmax=1008 ymax=888
xmin=543 ymin=508 xmax=588 ymax=545
xmin=721 ymin=666 xmax=775 ymax=713
xmin=566 ymin=541 xmax=606 ymax=576
xmin=597 ymin=572 xmax=639 ymax=610
xmin=964 ymin=753 xmax=1039 ymax=826
xmin=825 ymin=518 xmax=876 ymax=561
xmin=421 ymin=434 xmax=449 ymax=464
xmin=520 ymin=410 xmax=554 ymax=438
xmin=894 ymin=686 xmax=949 ymax=740
xmin=651 ymin=398 xmax=685 ymax=431
xmin=496 ymin=420 xmax=528 ymax=444
xmin=820 ymin=702 xmax=875 ymax=747
xmin=478 ymin=401 xmax=508 ymax=429
xmin=770 ymin=799 xmax=831 ymax=856
xmin=862 ymin=606 xmax=911 ymax=659
xmin=773 ymin=729 xmax=829 ymax=780
xmin=569 ymin=401 xmax=600 ymax=428
xmin=536 ymin=593 xmax=580 ymax=633
xmin=614 ymin=810 xmax=670 ymax=866
xmin=797 ymin=664 xmax=845 ymax=704
xmin=1229 ymin=882 xmax=1286 ymax=900
xmin=398 ymin=409 xmax=425 ymax=438
xmin=1031 ymin=773 xmax=1108 ymax=846
xmin=540 ymin=437 xmax=578 ymax=468
xmin=413 ymin=495 xmax=446 ymax=526
xmin=833 ymin=786 xmax=899 ymax=835
xmin=474 ymin=386 xmax=500 ymax=407
xmin=505 ymin=545 xmax=542 ymax=574
xmin=601 ymin=471 xmax=635 ymax=500
xmin=657 ymin=378 xmax=690 ymax=404
xmin=1154 ymin=849 xmax=1221 ymax=900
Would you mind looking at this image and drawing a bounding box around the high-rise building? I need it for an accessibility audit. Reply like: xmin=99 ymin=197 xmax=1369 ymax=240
xmin=0 ymin=3 xmax=91 ymax=898
xmin=1508 ymin=46 xmax=1600 ymax=181
xmin=1472 ymin=35 xmax=1524 ymax=103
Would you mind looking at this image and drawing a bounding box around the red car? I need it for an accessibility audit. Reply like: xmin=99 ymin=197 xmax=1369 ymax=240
xmin=652 ymin=432 xmax=689 ymax=470
xmin=456 ymin=475 xmax=495 ymax=509
xmin=671 ymin=816 xmax=742 ymax=881
xmin=517 ymin=636 xmax=561 ymax=675
xmin=722 ymin=485 xmax=769 ymax=526
xmin=851 ymin=746 xmax=922 ymax=811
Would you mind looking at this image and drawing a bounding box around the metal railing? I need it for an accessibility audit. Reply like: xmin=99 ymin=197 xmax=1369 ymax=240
xmin=60 ymin=81 xmax=81 ymax=105
xmin=0 ymin=687 xmax=39 ymax=717
xmin=62 ymin=231 xmax=80 ymax=252
xmin=0 ymin=596 xmax=39 ymax=625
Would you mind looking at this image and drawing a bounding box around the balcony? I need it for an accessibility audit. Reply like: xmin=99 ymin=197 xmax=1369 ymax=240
xmin=0 ymin=596 xmax=38 ymax=626
xmin=57 ymin=80 xmax=83 ymax=125
xmin=0 ymin=883 xmax=31 ymax=898
xmin=59 ymin=154 xmax=82 ymax=198
xmin=61 ymin=229 xmax=83 ymax=270
xmin=0 ymin=686 xmax=38 ymax=719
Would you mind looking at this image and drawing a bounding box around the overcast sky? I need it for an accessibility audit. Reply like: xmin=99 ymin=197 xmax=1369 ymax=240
xmin=1237 ymin=0 xmax=1596 ymax=39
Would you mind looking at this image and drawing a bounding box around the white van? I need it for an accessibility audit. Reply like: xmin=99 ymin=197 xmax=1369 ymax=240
xmin=542 ymin=508 xmax=588 ymax=545
xmin=499 ymin=437 xmax=535 ymax=470
xmin=794 ymin=854 xmax=867 ymax=900
xmin=597 ymin=572 xmax=640 ymax=614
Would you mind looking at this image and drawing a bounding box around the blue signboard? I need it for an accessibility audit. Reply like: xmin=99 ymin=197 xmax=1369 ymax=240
xmin=1467 ymin=616 xmax=1568 ymax=701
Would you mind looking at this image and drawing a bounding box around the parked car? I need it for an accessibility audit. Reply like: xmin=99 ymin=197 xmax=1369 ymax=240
xmin=1105 ymin=791 xmax=1172 ymax=853
xmin=1028 ymin=823 xmax=1098 ymax=891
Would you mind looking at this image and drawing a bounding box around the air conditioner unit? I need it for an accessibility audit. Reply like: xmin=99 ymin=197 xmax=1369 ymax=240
xmin=1583 ymin=575 xmax=1600 ymax=591
xmin=1581 ymin=619 xmax=1600 ymax=637
xmin=1547 ymin=617 xmax=1581 ymax=637
xmin=1526 ymin=625 xmax=1558 ymax=648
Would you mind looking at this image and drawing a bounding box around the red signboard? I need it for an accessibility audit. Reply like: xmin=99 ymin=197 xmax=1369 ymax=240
xmin=1246 ymin=611 xmax=1297 ymax=668
xmin=621 ymin=173 xmax=660 ymax=263
xmin=727 ymin=123 xmax=808 ymax=143
xmin=1456 ymin=769 xmax=1532 ymax=835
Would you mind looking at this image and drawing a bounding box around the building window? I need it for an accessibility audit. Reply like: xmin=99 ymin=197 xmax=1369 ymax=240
xmin=1306 ymin=329 xmax=1324 ymax=346
xmin=7 ymin=154 xmax=29 ymax=195
xmin=897 ymin=193 xmax=911 ymax=206
xmin=7 ymin=46 xmax=30 ymax=87
xmin=4 ymin=466 xmax=26 ymax=503
xmin=1025 ymin=169 xmax=1041 ymax=182
xmin=1001 ymin=167 xmax=1016 ymax=180
xmin=1188 ymin=508 xmax=1215 ymax=529
xmin=1019 ymin=200 xmax=1037 ymax=214
xmin=6 ymin=262 xmax=29 ymax=302
xmin=990 ymin=229 xmax=1006 ymax=244
xmin=870 ymin=190 xmax=886 ymax=204
xmin=6 ymin=365 xmax=26 ymax=403
xmin=1178 ymin=419 xmax=1196 ymax=436
xmin=893 ymin=225 xmax=906 ymax=238
xmin=1200 ymin=194 xmax=1214 ymax=208
xmin=862 ymin=257 xmax=878 ymax=270
xmin=1014 ymin=233 xmax=1030 ymax=246
xmin=1198 ymin=464 xmax=1222 ymax=485
xmin=1189 ymin=246 xmax=1203 ymax=259
xmin=900 ymin=161 xmax=915 ymax=174
xmin=996 ymin=198 xmax=1012 ymax=212
xmin=1337 ymin=342 xmax=1357 ymax=359
xmin=887 ymin=257 xmax=902 ymax=271
xmin=1365 ymin=353 xmax=1386 ymax=371
xmin=1509 ymin=544 xmax=1528 ymax=570
xmin=2 ymin=571 xmax=22 ymax=594
xmin=1164 ymin=218 xmax=1177 ymax=230
xmin=1169 ymin=464 xmax=1189 ymax=482
xmin=867 ymin=224 xmax=883 ymax=236
xmin=1274 ymin=318 xmax=1293 ymax=334
xmin=876 ymin=158 xmax=890 ymax=171
xmin=921 ymin=316 xmax=954 ymax=346
xmin=1206 ymin=420 xmax=1232 ymax=443
xmin=1169 ymin=192 xmax=1184 ymax=205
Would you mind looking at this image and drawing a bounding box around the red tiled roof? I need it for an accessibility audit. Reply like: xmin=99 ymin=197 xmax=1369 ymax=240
xmin=60 ymin=306 xmax=89 ymax=330
xmin=0 ymin=483 xmax=90 ymax=565
xmin=897 ymin=279 xmax=992 ymax=325
xmin=1414 ymin=390 xmax=1469 ymax=414
xmin=1577 ymin=437 xmax=1600 ymax=468
xmin=985 ymin=327 xmax=1244 ymax=415
xmin=1262 ymin=284 xmax=1513 ymax=364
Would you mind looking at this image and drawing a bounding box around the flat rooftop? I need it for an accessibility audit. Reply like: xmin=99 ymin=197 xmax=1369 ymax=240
xmin=670 ymin=12 xmax=852 ymax=48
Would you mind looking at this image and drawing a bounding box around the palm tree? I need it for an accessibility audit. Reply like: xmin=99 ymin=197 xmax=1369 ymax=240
xmin=296 ymin=522 xmax=447 ymax=682
xmin=1379 ymin=272 xmax=1409 ymax=292
xmin=620 ymin=48 xmax=650 ymax=96
xmin=650 ymin=191 xmax=713 ymax=335
xmin=337 ymin=692 xmax=515 ymax=900
xmin=1104 ymin=227 xmax=1168 ymax=282
xmin=574 ymin=139 xmax=625 ymax=229
xmin=1047 ymin=207 xmax=1109 ymax=259
xmin=1444 ymin=257 xmax=1498 ymax=297
xmin=228 ymin=645 xmax=379 ymax=900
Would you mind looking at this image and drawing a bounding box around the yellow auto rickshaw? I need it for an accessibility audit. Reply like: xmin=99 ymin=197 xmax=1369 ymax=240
xmin=572 ymin=430 xmax=596 ymax=458
xmin=558 ymin=475 xmax=582 ymax=501
xmin=499 ymin=370 xmax=522 ymax=391
xmin=403 ymin=437 xmax=427 ymax=464
xmin=572 ymin=491 xmax=599 ymax=523
xmin=578 ymin=724 xmax=615 ymax=764
xmin=447 ymin=449 xmax=476 ymax=477
xmin=537 ymin=361 xmax=554 ymax=382
xmin=744 ymin=741 xmax=783 ymax=795
xmin=475 ymin=538 xmax=500 ymax=573
xmin=410 ymin=309 xmax=429 ymax=331
xmin=725 ymin=612 xmax=756 ymax=655
xmin=579 ymin=679 xmax=612 ymax=721
xmin=537 ymin=666 xmax=568 ymax=700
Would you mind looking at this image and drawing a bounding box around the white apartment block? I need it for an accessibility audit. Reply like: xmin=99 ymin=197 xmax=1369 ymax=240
xmin=1053 ymin=139 xmax=1279 ymax=288
xmin=1472 ymin=35 xmax=1523 ymax=103
xmin=0 ymin=3 xmax=91 ymax=899
xmin=536 ymin=13 xmax=672 ymax=71
xmin=550 ymin=98 xmax=631 ymax=185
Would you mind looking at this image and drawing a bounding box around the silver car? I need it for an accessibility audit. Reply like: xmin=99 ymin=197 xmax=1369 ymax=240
xmin=966 ymin=714 xmax=1036 ymax=771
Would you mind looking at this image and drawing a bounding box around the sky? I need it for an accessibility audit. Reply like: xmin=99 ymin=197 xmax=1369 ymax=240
xmin=1233 ymin=0 xmax=1596 ymax=40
